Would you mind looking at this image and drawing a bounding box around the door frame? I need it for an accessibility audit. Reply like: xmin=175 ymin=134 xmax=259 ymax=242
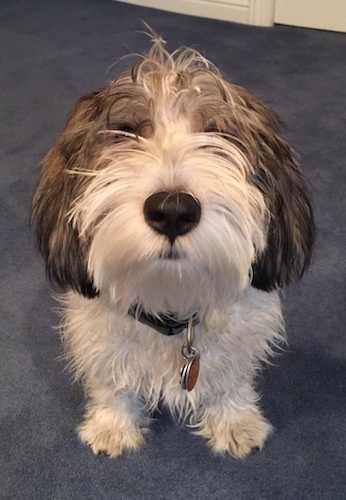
xmin=115 ymin=0 xmax=276 ymax=26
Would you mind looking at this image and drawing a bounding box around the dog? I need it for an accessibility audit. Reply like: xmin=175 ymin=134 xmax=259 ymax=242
xmin=31 ymin=34 xmax=314 ymax=458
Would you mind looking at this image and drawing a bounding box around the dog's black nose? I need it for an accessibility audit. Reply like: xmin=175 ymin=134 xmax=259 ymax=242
xmin=144 ymin=191 xmax=201 ymax=243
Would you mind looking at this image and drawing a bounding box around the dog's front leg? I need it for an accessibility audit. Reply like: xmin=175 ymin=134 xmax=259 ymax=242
xmin=78 ymin=384 xmax=149 ymax=458
xmin=192 ymin=388 xmax=272 ymax=458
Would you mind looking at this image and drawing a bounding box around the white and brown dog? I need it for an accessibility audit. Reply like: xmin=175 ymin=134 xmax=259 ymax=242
xmin=32 ymin=35 xmax=314 ymax=458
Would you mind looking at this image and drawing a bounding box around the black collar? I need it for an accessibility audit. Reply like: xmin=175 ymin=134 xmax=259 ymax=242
xmin=128 ymin=305 xmax=199 ymax=336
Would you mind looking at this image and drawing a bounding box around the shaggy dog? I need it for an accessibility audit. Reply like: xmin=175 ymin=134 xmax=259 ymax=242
xmin=31 ymin=35 xmax=314 ymax=458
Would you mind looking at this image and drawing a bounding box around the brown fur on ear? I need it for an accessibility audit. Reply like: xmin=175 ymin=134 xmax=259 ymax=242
xmin=251 ymin=147 xmax=315 ymax=291
xmin=235 ymin=92 xmax=315 ymax=290
xmin=31 ymin=91 xmax=105 ymax=297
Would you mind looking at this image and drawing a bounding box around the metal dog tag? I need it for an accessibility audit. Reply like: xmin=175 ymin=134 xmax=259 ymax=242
xmin=180 ymin=347 xmax=200 ymax=391
xmin=180 ymin=319 xmax=200 ymax=391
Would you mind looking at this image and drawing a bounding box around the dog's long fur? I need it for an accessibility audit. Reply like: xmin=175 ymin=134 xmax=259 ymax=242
xmin=31 ymin=35 xmax=314 ymax=458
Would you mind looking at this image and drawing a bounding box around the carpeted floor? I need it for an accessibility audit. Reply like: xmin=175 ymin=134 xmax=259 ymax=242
xmin=1 ymin=1 xmax=345 ymax=498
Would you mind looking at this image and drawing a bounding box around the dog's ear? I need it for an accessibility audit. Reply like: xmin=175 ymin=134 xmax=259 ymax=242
xmin=31 ymin=91 xmax=104 ymax=298
xmin=237 ymin=94 xmax=315 ymax=291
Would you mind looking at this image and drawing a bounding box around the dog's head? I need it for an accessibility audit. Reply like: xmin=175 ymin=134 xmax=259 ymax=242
xmin=31 ymin=37 xmax=314 ymax=316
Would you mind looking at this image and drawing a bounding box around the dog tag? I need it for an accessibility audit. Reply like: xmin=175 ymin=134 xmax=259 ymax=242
xmin=180 ymin=319 xmax=200 ymax=391
xmin=180 ymin=347 xmax=200 ymax=391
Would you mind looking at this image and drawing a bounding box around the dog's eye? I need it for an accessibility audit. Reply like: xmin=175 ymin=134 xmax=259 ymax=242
xmin=121 ymin=125 xmax=136 ymax=135
xmin=204 ymin=118 xmax=220 ymax=134
xmin=112 ymin=121 xmax=154 ymax=141
xmin=205 ymin=126 xmax=219 ymax=134
xmin=137 ymin=121 xmax=154 ymax=139
xmin=120 ymin=124 xmax=136 ymax=135
xmin=112 ymin=124 xmax=136 ymax=142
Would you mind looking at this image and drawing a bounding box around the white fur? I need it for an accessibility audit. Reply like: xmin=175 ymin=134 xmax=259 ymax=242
xmin=62 ymin=51 xmax=283 ymax=458
xmin=32 ymin=40 xmax=313 ymax=458
xmin=60 ymin=286 xmax=284 ymax=457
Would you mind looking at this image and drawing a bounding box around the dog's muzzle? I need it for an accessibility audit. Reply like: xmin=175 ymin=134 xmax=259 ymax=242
xmin=144 ymin=191 xmax=201 ymax=244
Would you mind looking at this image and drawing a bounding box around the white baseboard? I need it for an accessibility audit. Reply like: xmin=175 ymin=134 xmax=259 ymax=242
xmin=115 ymin=0 xmax=275 ymax=26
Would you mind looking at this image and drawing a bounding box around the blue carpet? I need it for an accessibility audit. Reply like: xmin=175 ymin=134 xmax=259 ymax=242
xmin=1 ymin=1 xmax=345 ymax=498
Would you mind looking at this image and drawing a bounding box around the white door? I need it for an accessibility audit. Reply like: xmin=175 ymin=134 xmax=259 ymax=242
xmin=274 ymin=0 xmax=346 ymax=32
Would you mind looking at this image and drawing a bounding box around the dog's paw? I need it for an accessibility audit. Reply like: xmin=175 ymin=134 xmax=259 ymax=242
xmin=194 ymin=408 xmax=272 ymax=458
xmin=78 ymin=408 xmax=147 ymax=458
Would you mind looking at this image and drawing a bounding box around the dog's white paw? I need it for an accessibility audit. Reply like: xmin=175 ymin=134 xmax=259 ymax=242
xmin=193 ymin=408 xmax=272 ymax=458
xmin=78 ymin=407 xmax=147 ymax=458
